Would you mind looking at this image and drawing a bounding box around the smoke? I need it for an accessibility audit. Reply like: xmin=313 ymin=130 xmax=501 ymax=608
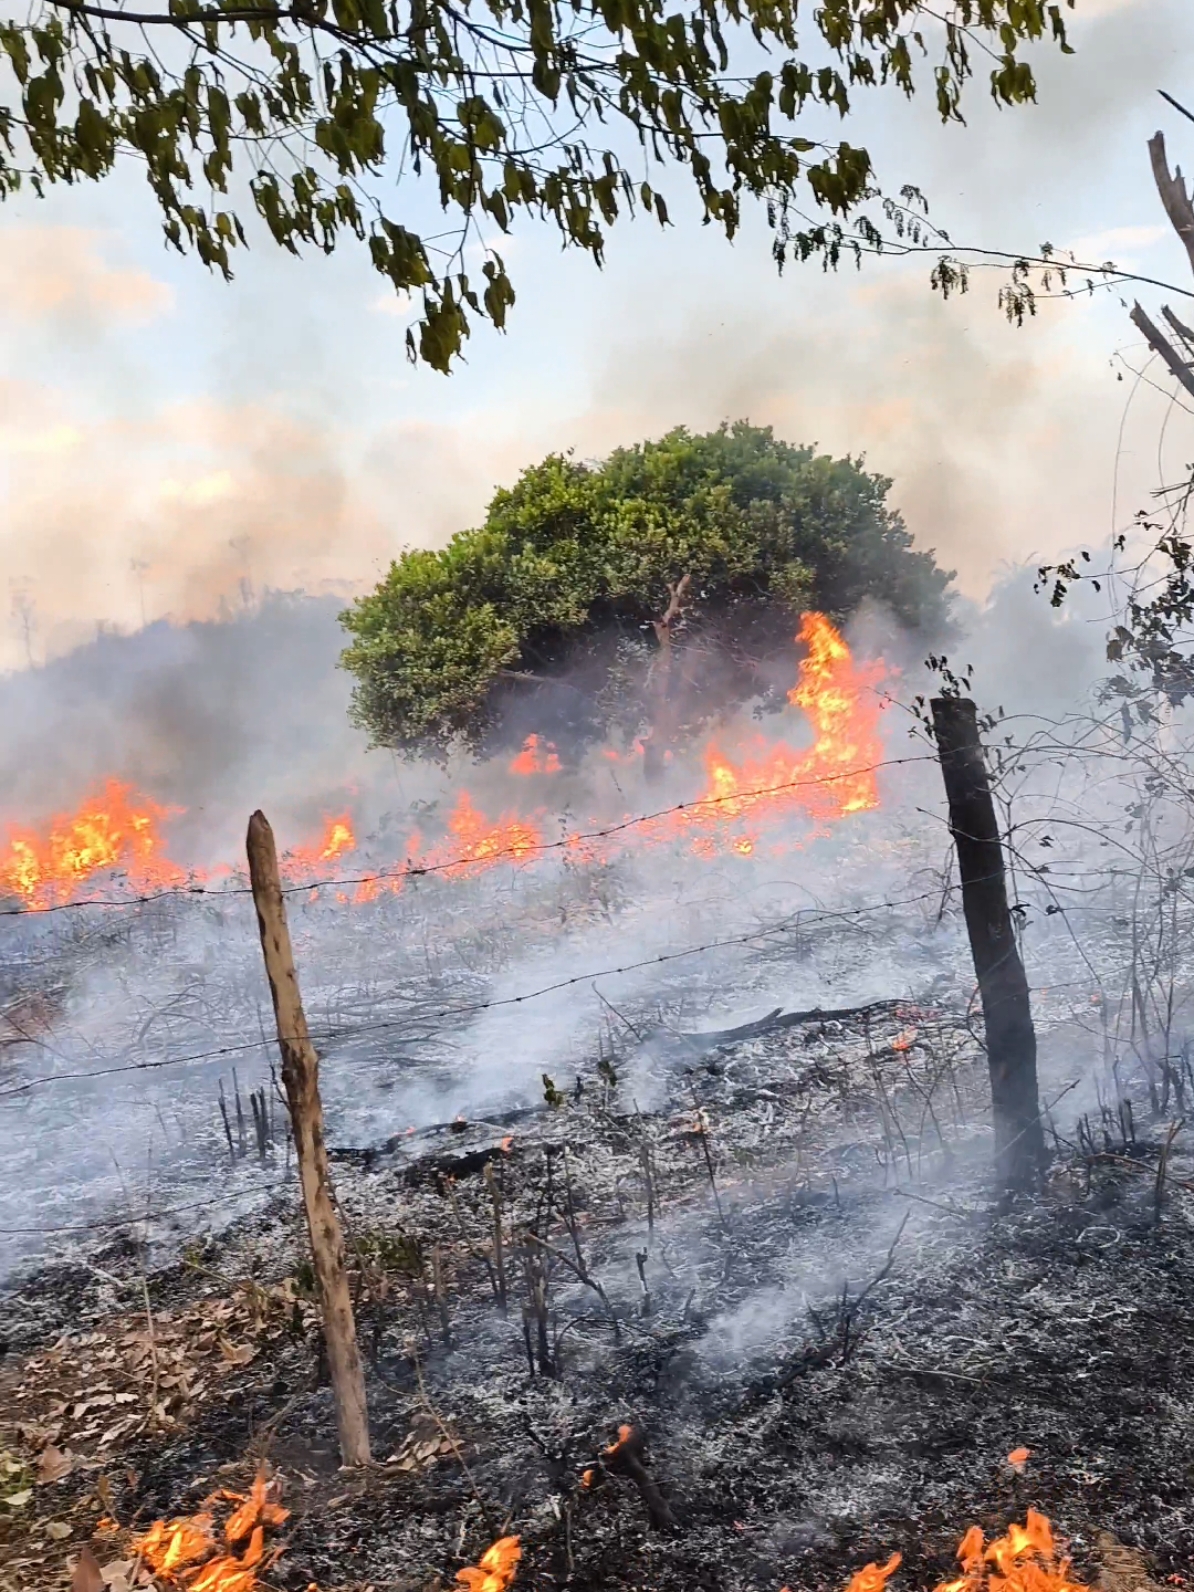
xmin=3 ymin=0 xmax=1192 ymax=667
xmin=0 ymin=593 xmax=386 ymax=863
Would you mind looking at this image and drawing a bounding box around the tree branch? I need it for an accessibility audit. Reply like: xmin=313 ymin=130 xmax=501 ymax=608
xmin=1130 ymin=301 xmax=1194 ymax=400
xmin=48 ymin=0 xmax=291 ymax=24
xmin=1149 ymin=131 xmax=1194 ymax=282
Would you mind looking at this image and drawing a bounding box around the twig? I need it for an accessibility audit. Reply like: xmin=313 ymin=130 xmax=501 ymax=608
xmin=411 ymin=1347 xmax=493 ymax=1532
xmin=483 ymin=1161 xmax=508 ymax=1316
xmin=522 ymin=1230 xmax=620 ymax=1340
xmin=687 ymin=1078 xmax=726 ymax=1230
xmin=1156 ymin=1119 xmax=1184 ymax=1221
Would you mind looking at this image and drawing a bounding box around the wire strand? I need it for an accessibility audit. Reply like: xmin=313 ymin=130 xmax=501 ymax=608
xmin=0 ymin=885 xmax=944 ymax=1100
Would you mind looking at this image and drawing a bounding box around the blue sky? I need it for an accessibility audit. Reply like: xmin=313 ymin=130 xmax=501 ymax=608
xmin=2 ymin=0 xmax=1193 ymax=672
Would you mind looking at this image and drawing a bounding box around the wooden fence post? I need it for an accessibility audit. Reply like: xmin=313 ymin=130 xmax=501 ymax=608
xmin=930 ymin=697 xmax=1045 ymax=1188
xmin=246 ymin=809 xmax=371 ymax=1466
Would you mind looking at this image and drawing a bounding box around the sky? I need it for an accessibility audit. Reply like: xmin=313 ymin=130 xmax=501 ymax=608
xmin=2 ymin=0 xmax=1194 ymax=675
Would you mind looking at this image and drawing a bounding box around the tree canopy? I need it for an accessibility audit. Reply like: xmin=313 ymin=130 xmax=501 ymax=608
xmin=0 ymin=0 xmax=1073 ymax=369
xmin=339 ymin=421 xmax=953 ymax=759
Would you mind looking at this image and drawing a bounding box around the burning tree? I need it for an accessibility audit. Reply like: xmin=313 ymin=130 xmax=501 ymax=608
xmin=340 ymin=422 xmax=951 ymax=768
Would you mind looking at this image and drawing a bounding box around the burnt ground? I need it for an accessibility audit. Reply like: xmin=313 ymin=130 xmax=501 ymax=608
xmin=3 ymin=1001 xmax=1194 ymax=1592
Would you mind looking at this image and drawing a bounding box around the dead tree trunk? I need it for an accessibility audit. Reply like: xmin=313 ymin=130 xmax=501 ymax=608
xmin=246 ymin=809 xmax=371 ymax=1465
xmin=1130 ymin=132 xmax=1194 ymax=392
xmin=931 ymin=698 xmax=1045 ymax=1188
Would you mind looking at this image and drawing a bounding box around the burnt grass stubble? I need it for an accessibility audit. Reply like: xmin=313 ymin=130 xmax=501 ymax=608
xmin=4 ymin=1006 xmax=1194 ymax=1592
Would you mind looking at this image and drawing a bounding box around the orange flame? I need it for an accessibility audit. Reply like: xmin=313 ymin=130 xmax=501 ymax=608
xmin=429 ymin=791 xmax=543 ymax=879
xmin=132 ymin=1469 xmax=289 ymax=1591
xmin=845 ymin=1554 xmax=904 ymax=1592
xmin=673 ymin=613 xmax=886 ymax=854
xmin=831 ymin=1512 xmax=1088 ymax=1592
xmin=0 ymin=779 xmax=188 ymax=909
xmin=287 ymin=813 xmax=357 ymax=875
xmin=457 ymin=1535 xmax=522 ymax=1592
xmin=3 ymin=614 xmax=885 ymax=908
xmin=510 ymin=735 xmax=561 ymax=776
xmin=892 ymin=1028 xmax=918 ymax=1053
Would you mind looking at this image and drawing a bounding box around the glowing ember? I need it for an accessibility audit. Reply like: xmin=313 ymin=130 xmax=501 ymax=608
xmin=0 ymin=779 xmax=187 ymax=909
xmin=892 ymin=1028 xmax=918 ymax=1053
xmin=1007 ymin=1447 xmax=1031 ymax=1472
xmin=456 ymin=1534 xmax=521 ymax=1592
xmin=510 ymin=734 xmax=561 ymax=776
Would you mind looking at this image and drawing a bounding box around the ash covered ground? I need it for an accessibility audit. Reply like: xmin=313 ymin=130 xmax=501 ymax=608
xmin=4 ymin=944 xmax=1194 ymax=1592
xmin=2 ymin=595 xmax=1193 ymax=1590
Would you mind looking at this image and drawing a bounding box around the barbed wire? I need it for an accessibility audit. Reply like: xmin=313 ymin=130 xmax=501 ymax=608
xmin=0 ymin=755 xmax=934 ymax=918
xmin=0 ymin=885 xmax=947 ymax=1101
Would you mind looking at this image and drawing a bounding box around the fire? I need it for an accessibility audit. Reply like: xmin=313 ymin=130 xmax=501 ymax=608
xmin=892 ymin=1028 xmax=918 ymax=1053
xmin=674 ymin=612 xmax=886 ymax=853
xmin=286 ymin=813 xmax=357 ymax=874
xmin=510 ymin=734 xmax=561 ymax=776
xmin=134 ymin=1515 xmax=215 ymax=1575
xmin=132 ymin=1468 xmax=289 ymax=1592
xmin=457 ymin=1535 xmax=521 ymax=1592
xmin=2 ymin=613 xmax=885 ymax=909
xmin=0 ymin=779 xmax=187 ymax=909
xmin=844 ymin=1555 xmax=903 ymax=1592
xmin=429 ymin=791 xmax=543 ymax=878
xmin=808 ymin=1512 xmax=1089 ymax=1592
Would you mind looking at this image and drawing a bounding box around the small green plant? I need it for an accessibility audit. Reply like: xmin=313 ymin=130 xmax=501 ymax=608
xmin=0 ymin=1452 xmax=32 ymax=1512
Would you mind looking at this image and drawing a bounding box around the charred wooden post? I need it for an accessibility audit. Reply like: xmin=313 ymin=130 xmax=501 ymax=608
xmin=930 ymin=697 xmax=1045 ymax=1187
xmin=246 ymin=809 xmax=371 ymax=1466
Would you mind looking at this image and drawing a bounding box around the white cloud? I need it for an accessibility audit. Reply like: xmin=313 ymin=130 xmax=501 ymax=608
xmin=1066 ymin=224 xmax=1171 ymax=262
xmin=371 ymin=289 xmax=415 ymax=319
xmin=0 ymin=225 xmax=173 ymax=327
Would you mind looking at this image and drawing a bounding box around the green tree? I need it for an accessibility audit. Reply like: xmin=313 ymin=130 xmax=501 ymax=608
xmin=0 ymin=0 xmax=1073 ymax=370
xmin=339 ymin=420 xmax=953 ymax=761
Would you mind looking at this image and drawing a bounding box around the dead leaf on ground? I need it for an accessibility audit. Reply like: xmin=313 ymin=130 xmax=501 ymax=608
xmin=97 ymin=1559 xmax=137 ymax=1592
xmin=70 ymin=1546 xmax=104 ymax=1592
xmin=36 ymin=1445 xmax=73 ymax=1484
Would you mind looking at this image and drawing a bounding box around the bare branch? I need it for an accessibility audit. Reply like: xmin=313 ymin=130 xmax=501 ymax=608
xmin=1131 ymin=301 xmax=1194 ymax=400
xmin=1149 ymin=131 xmax=1194 ymax=281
